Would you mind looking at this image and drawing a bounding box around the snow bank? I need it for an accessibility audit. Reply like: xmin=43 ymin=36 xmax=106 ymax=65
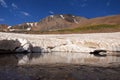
xmin=0 ymin=32 xmax=120 ymax=53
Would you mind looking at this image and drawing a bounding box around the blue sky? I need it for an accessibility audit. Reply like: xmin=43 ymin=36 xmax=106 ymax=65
xmin=0 ymin=0 xmax=120 ymax=25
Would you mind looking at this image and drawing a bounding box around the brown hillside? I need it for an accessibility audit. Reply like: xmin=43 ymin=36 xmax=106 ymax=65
xmin=0 ymin=24 xmax=8 ymax=31
xmin=79 ymin=14 xmax=120 ymax=26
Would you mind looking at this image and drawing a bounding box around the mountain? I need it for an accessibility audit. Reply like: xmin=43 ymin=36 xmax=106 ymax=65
xmin=10 ymin=14 xmax=87 ymax=32
xmin=1 ymin=14 xmax=120 ymax=33
xmin=31 ymin=14 xmax=87 ymax=32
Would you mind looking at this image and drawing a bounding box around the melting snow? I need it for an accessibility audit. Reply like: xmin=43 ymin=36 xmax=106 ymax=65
xmin=60 ymin=15 xmax=65 ymax=19
xmin=50 ymin=15 xmax=54 ymax=18
xmin=26 ymin=23 xmax=34 ymax=27
xmin=8 ymin=26 xmax=12 ymax=29
xmin=73 ymin=19 xmax=79 ymax=24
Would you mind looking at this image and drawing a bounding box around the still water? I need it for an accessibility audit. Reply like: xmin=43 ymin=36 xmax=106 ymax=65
xmin=0 ymin=32 xmax=120 ymax=79
xmin=24 ymin=52 xmax=120 ymax=67
xmin=0 ymin=52 xmax=120 ymax=67
xmin=0 ymin=52 xmax=120 ymax=80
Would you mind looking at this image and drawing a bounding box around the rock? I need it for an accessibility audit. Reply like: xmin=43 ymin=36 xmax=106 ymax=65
xmin=0 ymin=39 xmax=21 ymax=51
xmin=31 ymin=47 xmax=41 ymax=53
xmin=90 ymin=50 xmax=107 ymax=57
xmin=31 ymin=46 xmax=51 ymax=53
xmin=0 ymin=38 xmax=32 ymax=53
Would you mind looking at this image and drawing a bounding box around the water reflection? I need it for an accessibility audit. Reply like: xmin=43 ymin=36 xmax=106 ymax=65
xmin=0 ymin=52 xmax=119 ymax=66
xmin=28 ymin=52 xmax=120 ymax=66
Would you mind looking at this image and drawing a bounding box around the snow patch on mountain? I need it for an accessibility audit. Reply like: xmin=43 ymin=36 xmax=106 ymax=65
xmin=50 ymin=15 xmax=54 ymax=18
xmin=73 ymin=19 xmax=79 ymax=24
xmin=60 ymin=15 xmax=65 ymax=19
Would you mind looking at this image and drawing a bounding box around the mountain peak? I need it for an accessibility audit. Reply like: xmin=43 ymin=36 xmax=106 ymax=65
xmin=39 ymin=14 xmax=87 ymax=24
xmin=34 ymin=14 xmax=87 ymax=32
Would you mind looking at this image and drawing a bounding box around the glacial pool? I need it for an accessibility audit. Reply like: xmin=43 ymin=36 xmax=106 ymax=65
xmin=0 ymin=52 xmax=120 ymax=80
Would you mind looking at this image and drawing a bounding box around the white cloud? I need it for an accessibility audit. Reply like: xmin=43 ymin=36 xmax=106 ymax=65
xmin=49 ymin=11 xmax=54 ymax=14
xmin=0 ymin=0 xmax=7 ymax=8
xmin=21 ymin=11 xmax=30 ymax=16
xmin=0 ymin=18 xmax=4 ymax=21
xmin=12 ymin=3 xmax=18 ymax=9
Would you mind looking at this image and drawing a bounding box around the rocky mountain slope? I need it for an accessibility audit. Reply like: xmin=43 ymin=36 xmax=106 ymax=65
xmin=11 ymin=22 xmax=37 ymax=31
xmin=31 ymin=14 xmax=87 ymax=32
